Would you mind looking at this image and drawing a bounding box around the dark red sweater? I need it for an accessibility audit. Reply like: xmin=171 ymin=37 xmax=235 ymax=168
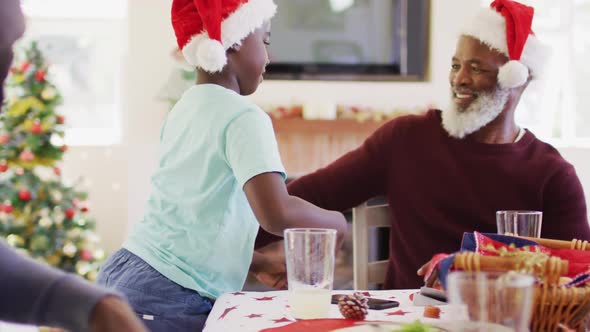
xmin=280 ymin=109 xmax=590 ymax=289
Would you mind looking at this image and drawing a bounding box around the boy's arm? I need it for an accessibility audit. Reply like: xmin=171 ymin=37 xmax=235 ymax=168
xmin=244 ymin=172 xmax=347 ymax=238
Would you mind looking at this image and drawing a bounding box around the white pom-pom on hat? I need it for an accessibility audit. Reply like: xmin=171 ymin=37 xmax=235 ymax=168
xmin=498 ymin=60 xmax=529 ymax=89
xmin=196 ymin=38 xmax=227 ymax=73
xmin=460 ymin=0 xmax=549 ymax=89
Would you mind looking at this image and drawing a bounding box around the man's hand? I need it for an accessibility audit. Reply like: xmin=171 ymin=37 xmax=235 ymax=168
xmin=89 ymin=296 xmax=147 ymax=332
xmin=251 ymin=251 xmax=288 ymax=289
xmin=417 ymin=260 xmax=439 ymax=288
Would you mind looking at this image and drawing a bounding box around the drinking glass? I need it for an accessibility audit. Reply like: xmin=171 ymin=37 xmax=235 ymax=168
xmin=447 ymin=271 xmax=535 ymax=332
xmin=284 ymin=228 xmax=336 ymax=319
xmin=496 ymin=211 xmax=542 ymax=238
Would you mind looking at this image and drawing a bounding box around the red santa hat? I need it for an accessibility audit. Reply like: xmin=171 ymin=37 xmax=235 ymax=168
xmin=460 ymin=0 xmax=550 ymax=89
xmin=171 ymin=0 xmax=277 ymax=73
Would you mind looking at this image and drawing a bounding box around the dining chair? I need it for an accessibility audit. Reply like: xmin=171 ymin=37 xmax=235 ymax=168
xmin=352 ymin=198 xmax=390 ymax=290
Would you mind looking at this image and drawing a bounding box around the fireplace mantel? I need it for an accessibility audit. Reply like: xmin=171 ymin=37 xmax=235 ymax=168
xmin=271 ymin=118 xmax=388 ymax=177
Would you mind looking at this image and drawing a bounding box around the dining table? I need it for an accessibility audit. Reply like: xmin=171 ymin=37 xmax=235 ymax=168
xmin=203 ymin=289 xmax=447 ymax=332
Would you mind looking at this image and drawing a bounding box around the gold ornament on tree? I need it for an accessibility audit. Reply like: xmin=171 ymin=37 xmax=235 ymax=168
xmin=62 ymin=242 xmax=77 ymax=258
xmin=38 ymin=217 xmax=52 ymax=228
xmin=6 ymin=234 xmax=25 ymax=247
xmin=40 ymin=87 xmax=56 ymax=101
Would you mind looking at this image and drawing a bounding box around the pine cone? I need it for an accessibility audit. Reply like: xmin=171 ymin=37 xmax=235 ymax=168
xmin=338 ymin=292 xmax=369 ymax=320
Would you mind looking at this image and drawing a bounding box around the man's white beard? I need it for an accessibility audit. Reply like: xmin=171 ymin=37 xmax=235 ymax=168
xmin=441 ymin=88 xmax=510 ymax=139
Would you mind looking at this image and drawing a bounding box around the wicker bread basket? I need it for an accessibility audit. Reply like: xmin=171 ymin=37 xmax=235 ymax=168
xmin=451 ymin=237 xmax=590 ymax=331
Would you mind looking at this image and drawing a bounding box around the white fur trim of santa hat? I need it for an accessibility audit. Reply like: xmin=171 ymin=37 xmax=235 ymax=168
xmin=182 ymin=0 xmax=277 ymax=72
xmin=460 ymin=8 xmax=550 ymax=89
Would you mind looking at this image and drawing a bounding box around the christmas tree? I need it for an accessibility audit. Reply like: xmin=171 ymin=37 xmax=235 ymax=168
xmin=0 ymin=42 xmax=105 ymax=281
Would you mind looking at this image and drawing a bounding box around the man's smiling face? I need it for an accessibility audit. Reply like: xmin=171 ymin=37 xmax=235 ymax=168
xmin=442 ymin=35 xmax=511 ymax=138
xmin=449 ymin=35 xmax=508 ymax=112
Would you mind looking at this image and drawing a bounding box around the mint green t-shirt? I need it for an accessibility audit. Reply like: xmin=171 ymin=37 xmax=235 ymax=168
xmin=124 ymin=84 xmax=286 ymax=299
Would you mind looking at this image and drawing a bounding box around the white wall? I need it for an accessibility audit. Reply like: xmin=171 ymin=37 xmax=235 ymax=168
xmin=61 ymin=146 xmax=129 ymax=253
xmin=62 ymin=0 xmax=174 ymax=254
xmin=61 ymin=0 xmax=590 ymax=254
xmin=252 ymin=0 xmax=481 ymax=110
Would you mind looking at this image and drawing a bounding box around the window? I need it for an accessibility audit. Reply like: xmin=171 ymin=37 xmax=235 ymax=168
xmin=20 ymin=0 xmax=127 ymax=145
xmin=481 ymin=0 xmax=590 ymax=145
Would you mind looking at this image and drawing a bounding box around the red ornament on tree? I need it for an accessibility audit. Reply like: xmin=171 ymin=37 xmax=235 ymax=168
xmin=73 ymin=198 xmax=89 ymax=212
xmin=53 ymin=167 xmax=61 ymax=176
xmin=18 ymin=61 xmax=30 ymax=73
xmin=0 ymin=134 xmax=9 ymax=144
xmin=35 ymin=70 xmax=46 ymax=82
xmin=60 ymin=145 xmax=68 ymax=152
xmin=0 ymin=164 xmax=8 ymax=173
xmin=56 ymin=115 xmax=65 ymax=124
xmin=80 ymin=249 xmax=94 ymax=261
xmin=65 ymin=208 xmax=75 ymax=219
xmin=31 ymin=121 xmax=43 ymax=134
xmin=2 ymin=204 xmax=14 ymax=214
xmin=19 ymin=149 xmax=35 ymax=162
xmin=18 ymin=189 xmax=32 ymax=201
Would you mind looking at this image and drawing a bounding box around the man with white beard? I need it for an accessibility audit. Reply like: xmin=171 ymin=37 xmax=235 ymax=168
xmin=257 ymin=0 xmax=590 ymax=289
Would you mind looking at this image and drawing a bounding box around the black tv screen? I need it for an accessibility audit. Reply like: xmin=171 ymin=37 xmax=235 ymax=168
xmin=265 ymin=0 xmax=430 ymax=81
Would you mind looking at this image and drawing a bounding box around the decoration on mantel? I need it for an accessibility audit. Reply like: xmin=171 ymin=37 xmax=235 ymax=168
xmin=160 ymin=47 xmax=436 ymax=122
xmin=265 ymin=103 xmax=429 ymax=123
xmin=0 ymin=41 xmax=105 ymax=281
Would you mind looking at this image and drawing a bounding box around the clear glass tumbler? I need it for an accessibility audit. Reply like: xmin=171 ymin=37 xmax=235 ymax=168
xmin=284 ymin=228 xmax=336 ymax=319
xmin=496 ymin=210 xmax=542 ymax=238
xmin=447 ymin=271 xmax=535 ymax=332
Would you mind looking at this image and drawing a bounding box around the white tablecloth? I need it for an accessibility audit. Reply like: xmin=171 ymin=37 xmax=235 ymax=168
xmin=203 ymin=289 xmax=447 ymax=332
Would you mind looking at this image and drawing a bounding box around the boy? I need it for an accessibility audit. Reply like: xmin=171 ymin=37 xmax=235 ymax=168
xmin=98 ymin=1 xmax=347 ymax=331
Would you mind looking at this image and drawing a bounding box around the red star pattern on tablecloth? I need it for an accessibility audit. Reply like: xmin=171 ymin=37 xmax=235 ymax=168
xmin=231 ymin=292 xmax=245 ymax=295
xmin=218 ymin=305 xmax=238 ymax=320
xmin=255 ymin=296 xmax=277 ymax=301
xmin=272 ymin=317 xmax=292 ymax=324
xmin=409 ymin=292 xmax=417 ymax=301
xmin=360 ymin=291 xmax=371 ymax=297
xmin=245 ymin=314 xmax=263 ymax=319
xmin=386 ymin=309 xmax=410 ymax=316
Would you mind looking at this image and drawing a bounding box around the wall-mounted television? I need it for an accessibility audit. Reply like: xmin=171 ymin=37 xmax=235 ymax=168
xmin=265 ymin=0 xmax=430 ymax=81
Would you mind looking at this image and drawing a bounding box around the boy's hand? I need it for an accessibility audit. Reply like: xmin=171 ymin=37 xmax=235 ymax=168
xmin=251 ymin=251 xmax=288 ymax=289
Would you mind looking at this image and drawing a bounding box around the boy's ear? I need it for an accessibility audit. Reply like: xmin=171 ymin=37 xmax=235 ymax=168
xmin=228 ymin=43 xmax=241 ymax=53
